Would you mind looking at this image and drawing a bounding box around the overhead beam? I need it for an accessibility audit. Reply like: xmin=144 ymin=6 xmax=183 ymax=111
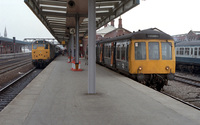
xmin=41 ymin=6 xmax=67 ymax=12
xmin=39 ymin=1 xmax=67 ymax=7
xmin=96 ymin=0 xmax=139 ymax=29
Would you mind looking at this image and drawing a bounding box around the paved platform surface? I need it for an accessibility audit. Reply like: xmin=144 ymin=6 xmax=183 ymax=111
xmin=0 ymin=55 xmax=200 ymax=125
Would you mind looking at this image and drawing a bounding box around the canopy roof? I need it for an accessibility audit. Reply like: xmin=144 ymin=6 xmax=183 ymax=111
xmin=25 ymin=0 xmax=139 ymax=43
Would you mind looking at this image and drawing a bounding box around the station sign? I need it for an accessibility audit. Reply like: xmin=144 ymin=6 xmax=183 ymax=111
xmin=61 ymin=41 xmax=66 ymax=45
xmin=146 ymin=34 xmax=160 ymax=38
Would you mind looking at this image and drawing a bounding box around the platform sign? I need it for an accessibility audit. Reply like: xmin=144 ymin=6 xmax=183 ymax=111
xmin=62 ymin=41 xmax=66 ymax=45
xmin=70 ymin=28 xmax=75 ymax=34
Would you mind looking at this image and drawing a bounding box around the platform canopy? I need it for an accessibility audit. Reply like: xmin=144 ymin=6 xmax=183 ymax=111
xmin=25 ymin=0 xmax=139 ymax=43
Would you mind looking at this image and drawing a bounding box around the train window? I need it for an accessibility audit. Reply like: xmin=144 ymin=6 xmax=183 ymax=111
xmin=199 ymin=48 xmax=200 ymax=56
xmin=161 ymin=43 xmax=172 ymax=60
xmin=38 ymin=44 xmax=44 ymax=47
xmin=148 ymin=42 xmax=159 ymax=60
xmin=180 ymin=48 xmax=184 ymax=55
xmin=191 ymin=48 xmax=193 ymax=55
xmin=45 ymin=44 xmax=48 ymax=49
xmin=33 ymin=44 xmax=37 ymax=49
xmin=104 ymin=45 xmax=107 ymax=57
xmin=121 ymin=44 xmax=125 ymax=60
xmin=194 ymin=48 xmax=197 ymax=56
xmin=135 ymin=42 xmax=146 ymax=60
xmin=98 ymin=45 xmax=101 ymax=56
xmin=126 ymin=45 xmax=129 ymax=61
xmin=104 ymin=45 xmax=110 ymax=58
xmin=107 ymin=46 xmax=110 ymax=58
xmin=116 ymin=45 xmax=120 ymax=60
xmin=176 ymin=48 xmax=179 ymax=55
xmin=185 ymin=48 xmax=189 ymax=55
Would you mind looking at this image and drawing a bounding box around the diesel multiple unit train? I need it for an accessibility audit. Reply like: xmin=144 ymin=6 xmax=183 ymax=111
xmin=175 ymin=41 xmax=200 ymax=73
xmin=96 ymin=28 xmax=176 ymax=91
xmin=32 ymin=40 xmax=60 ymax=68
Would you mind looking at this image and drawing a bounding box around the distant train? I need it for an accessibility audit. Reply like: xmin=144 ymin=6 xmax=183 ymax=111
xmin=32 ymin=40 xmax=60 ymax=68
xmin=95 ymin=28 xmax=176 ymax=91
xmin=175 ymin=41 xmax=200 ymax=73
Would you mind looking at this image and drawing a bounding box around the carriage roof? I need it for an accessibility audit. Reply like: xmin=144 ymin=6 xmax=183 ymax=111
xmin=97 ymin=28 xmax=173 ymax=44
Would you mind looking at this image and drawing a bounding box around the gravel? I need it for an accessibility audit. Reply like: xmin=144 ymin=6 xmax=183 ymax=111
xmin=0 ymin=63 xmax=34 ymax=86
xmin=163 ymin=72 xmax=200 ymax=107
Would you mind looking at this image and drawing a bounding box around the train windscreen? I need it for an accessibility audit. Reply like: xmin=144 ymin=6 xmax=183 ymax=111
xmin=161 ymin=42 xmax=172 ymax=60
xmin=135 ymin=42 xmax=146 ymax=60
xmin=148 ymin=42 xmax=160 ymax=60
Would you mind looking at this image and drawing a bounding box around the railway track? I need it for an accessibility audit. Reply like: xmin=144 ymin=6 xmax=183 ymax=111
xmin=0 ymin=68 xmax=42 ymax=111
xmin=161 ymin=91 xmax=200 ymax=111
xmin=0 ymin=67 xmax=35 ymax=92
xmin=162 ymin=73 xmax=200 ymax=111
xmin=174 ymin=74 xmax=200 ymax=87
xmin=0 ymin=59 xmax=32 ymax=74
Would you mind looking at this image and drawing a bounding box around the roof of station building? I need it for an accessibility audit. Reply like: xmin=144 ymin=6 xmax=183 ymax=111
xmin=0 ymin=37 xmax=30 ymax=44
xmin=97 ymin=25 xmax=116 ymax=35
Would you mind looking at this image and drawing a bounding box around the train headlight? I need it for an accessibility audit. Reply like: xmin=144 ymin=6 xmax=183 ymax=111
xmin=138 ymin=66 xmax=143 ymax=71
xmin=165 ymin=66 xmax=170 ymax=71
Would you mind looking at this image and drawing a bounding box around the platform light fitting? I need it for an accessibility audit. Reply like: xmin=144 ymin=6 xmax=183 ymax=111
xmin=68 ymin=0 xmax=75 ymax=8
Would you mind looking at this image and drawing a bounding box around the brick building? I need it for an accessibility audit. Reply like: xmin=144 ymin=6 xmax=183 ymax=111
xmin=173 ymin=30 xmax=200 ymax=42
xmin=104 ymin=17 xmax=131 ymax=38
xmin=83 ymin=17 xmax=131 ymax=56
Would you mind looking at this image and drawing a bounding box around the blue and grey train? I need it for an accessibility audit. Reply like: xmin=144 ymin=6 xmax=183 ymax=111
xmin=175 ymin=41 xmax=200 ymax=73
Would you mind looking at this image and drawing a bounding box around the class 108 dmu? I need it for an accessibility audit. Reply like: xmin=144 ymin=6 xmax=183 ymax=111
xmin=95 ymin=28 xmax=176 ymax=91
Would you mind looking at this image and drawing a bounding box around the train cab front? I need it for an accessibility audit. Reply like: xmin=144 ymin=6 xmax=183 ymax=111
xmin=129 ymin=39 xmax=175 ymax=91
xmin=32 ymin=40 xmax=50 ymax=68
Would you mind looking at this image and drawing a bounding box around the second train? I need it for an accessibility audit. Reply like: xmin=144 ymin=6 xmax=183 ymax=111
xmin=96 ymin=28 xmax=176 ymax=91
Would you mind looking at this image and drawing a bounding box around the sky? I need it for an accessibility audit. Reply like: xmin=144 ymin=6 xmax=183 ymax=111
xmin=0 ymin=0 xmax=200 ymax=40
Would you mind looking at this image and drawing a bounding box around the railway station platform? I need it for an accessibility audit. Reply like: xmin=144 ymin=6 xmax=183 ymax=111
xmin=0 ymin=55 xmax=200 ymax=125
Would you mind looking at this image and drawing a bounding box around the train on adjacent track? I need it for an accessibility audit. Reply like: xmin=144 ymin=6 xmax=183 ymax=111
xmin=32 ymin=40 xmax=60 ymax=68
xmin=175 ymin=41 xmax=200 ymax=73
xmin=95 ymin=28 xmax=176 ymax=91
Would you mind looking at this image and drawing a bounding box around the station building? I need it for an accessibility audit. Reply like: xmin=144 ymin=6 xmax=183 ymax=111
xmin=0 ymin=37 xmax=30 ymax=54
xmin=82 ymin=17 xmax=131 ymax=56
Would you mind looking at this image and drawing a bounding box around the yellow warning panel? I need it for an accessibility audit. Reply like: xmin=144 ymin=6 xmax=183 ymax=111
xmin=62 ymin=41 xmax=65 ymax=45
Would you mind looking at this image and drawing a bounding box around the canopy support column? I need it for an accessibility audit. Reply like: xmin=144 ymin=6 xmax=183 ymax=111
xmin=75 ymin=14 xmax=79 ymax=66
xmin=88 ymin=0 xmax=96 ymax=94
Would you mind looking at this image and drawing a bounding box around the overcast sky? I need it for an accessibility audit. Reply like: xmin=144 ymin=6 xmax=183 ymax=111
xmin=0 ymin=0 xmax=200 ymax=40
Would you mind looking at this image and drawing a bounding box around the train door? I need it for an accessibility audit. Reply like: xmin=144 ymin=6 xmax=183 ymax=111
xmin=100 ymin=44 xmax=103 ymax=63
xmin=96 ymin=44 xmax=100 ymax=63
xmin=110 ymin=42 xmax=114 ymax=66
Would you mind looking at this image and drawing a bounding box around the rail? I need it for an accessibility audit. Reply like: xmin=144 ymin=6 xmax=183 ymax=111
xmin=0 ymin=67 xmax=36 ymax=92
xmin=174 ymin=74 xmax=200 ymax=87
xmin=161 ymin=91 xmax=200 ymax=111
xmin=0 ymin=59 xmax=32 ymax=74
